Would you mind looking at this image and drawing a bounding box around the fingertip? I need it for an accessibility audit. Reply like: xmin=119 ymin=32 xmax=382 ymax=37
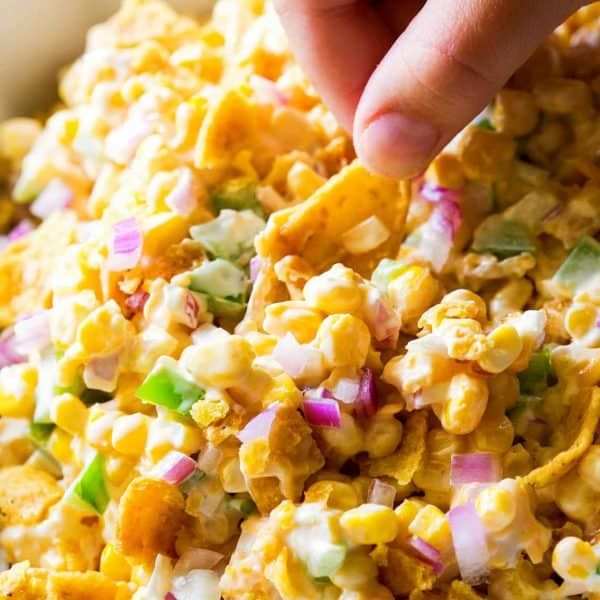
xmin=354 ymin=112 xmax=440 ymax=178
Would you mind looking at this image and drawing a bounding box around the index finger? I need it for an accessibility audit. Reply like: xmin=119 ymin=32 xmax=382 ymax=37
xmin=273 ymin=0 xmax=395 ymax=130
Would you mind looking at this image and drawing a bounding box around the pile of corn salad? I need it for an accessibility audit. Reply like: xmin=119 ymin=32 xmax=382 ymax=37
xmin=0 ymin=1 xmax=600 ymax=599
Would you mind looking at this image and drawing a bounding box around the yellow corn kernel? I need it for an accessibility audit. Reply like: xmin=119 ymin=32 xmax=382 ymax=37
xmin=315 ymin=314 xmax=371 ymax=368
xmin=263 ymin=373 xmax=303 ymax=408
xmin=0 ymin=118 xmax=42 ymax=161
xmin=408 ymin=505 xmax=453 ymax=554
xmin=395 ymin=498 xmax=427 ymax=536
xmin=305 ymin=480 xmax=361 ymax=511
xmin=264 ymin=301 xmax=325 ymax=344
xmin=478 ymin=325 xmax=523 ymax=374
xmin=329 ymin=551 xmax=378 ymax=591
xmin=363 ymin=415 xmax=403 ymax=459
xmin=77 ymin=301 xmax=134 ymax=357
xmin=190 ymin=388 xmax=231 ymax=428
xmin=435 ymin=373 xmax=488 ymax=435
xmin=111 ymin=413 xmax=149 ymax=456
xmin=145 ymin=417 xmax=203 ymax=462
xmin=219 ymin=456 xmax=246 ymax=494
xmin=340 ymin=504 xmax=399 ymax=545
xmin=303 ymin=264 xmax=365 ymax=314
xmin=50 ymin=393 xmax=88 ymax=436
xmin=0 ymin=363 xmax=37 ymax=418
xmin=565 ymin=302 xmax=600 ymax=347
xmin=46 ymin=429 xmax=74 ymax=464
xmin=553 ymin=537 xmax=598 ymax=583
xmin=100 ymin=544 xmax=132 ymax=582
xmin=319 ymin=412 xmax=364 ymax=458
xmin=387 ymin=266 xmax=440 ymax=333
xmin=142 ymin=213 xmax=189 ymax=257
xmin=244 ymin=331 xmax=278 ymax=356
xmin=471 ymin=414 xmax=514 ymax=453
xmin=105 ymin=454 xmax=137 ymax=486
xmin=50 ymin=290 xmax=99 ymax=349
xmin=383 ymin=352 xmax=455 ymax=396
xmin=86 ymin=406 xmax=122 ymax=451
xmin=129 ymin=326 xmax=179 ymax=375
xmin=179 ymin=335 xmax=254 ymax=388
xmin=475 ymin=485 xmax=517 ymax=532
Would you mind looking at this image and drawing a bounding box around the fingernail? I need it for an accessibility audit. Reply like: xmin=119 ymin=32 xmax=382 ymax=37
xmin=356 ymin=112 xmax=440 ymax=178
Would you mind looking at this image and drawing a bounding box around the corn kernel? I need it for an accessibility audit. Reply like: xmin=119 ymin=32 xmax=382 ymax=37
xmin=565 ymin=302 xmax=600 ymax=347
xmin=476 ymin=486 xmax=516 ymax=532
xmin=145 ymin=417 xmax=203 ymax=461
xmin=46 ymin=429 xmax=74 ymax=464
xmin=387 ymin=266 xmax=440 ymax=332
xmin=111 ymin=413 xmax=149 ymax=456
xmin=553 ymin=537 xmax=598 ymax=582
xmin=315 ymin=314 xmax=371 ymax=368
xmin=105 ymin=454 xmax=137 ymax=485
xmin=264 ymin=301 xmax=325 ymax=344
xmin=395 ymin=498 xmax=426 ymax=537
xmin=471 ymin=414 xmax=514 ymax=453
xmin=77 ymin=300 xmax=134 ymax=357
xmin=303 ymin=264 xmax=364 ymax=314
xmin=244 ymin=331 xmax=278 ymax=356
xmin=340 ymin=504 xmax=399 ymax=545
xmin=408 ymin=505 xmax=452 ymax=554
xmin=100 ymin=544 xmax=132 ymax=582
xmin=179 ymin=335 xmax=254 ymax=388
xmin=319 ymin=412 xmax=364 ymax=458
xmin=0 ymin=363 xmax=37 ymax=418
xmin=50 ymin=393 xmax=88 ymax=436
xmin=435 ymin=373 xmax=488 ymax=435
xmin=305 ymin=480 xmax=361 ymax=511
xmin=86 ymin=406 xmax=122 ymax=451
xmin=329 ymin=551 xmax=378 ymax=590
xmin=478 ymin=325 xmax=523 ymax=373
xmin=363 ymin=415 xmax=403 ymax=459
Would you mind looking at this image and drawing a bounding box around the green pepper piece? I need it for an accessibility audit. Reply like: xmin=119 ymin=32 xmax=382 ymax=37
xmin=552 ymin=236 xmax=600 ymax=297
xmin=472 ymin=216 xmax=536 ymax=259
xmin=518 ymin=350 xmax=552 ymax=396
xmin=371 ymin=259 xmax=407 ymax=291
xmin=211 ymin=178 xmax=264 ymax=217
xmin=67 ymin=453 xmax=110 ymax=515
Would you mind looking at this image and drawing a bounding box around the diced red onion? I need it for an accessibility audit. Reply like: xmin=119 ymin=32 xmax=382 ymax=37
xmin=83 ymin=353 xmax=119 ymax=392
xmin=108 ymin=217 xmax=142 ymax=271
xmin=196 ymin=444 xmax=222 ymax=474
xmin=330 ymin=377 xmax=359 ymax=404
xmin=0 ymin=329 xmax=25 ymax=369
xmin=155 ymin=451 xmax=198 ymax=486
xmin=249 ymin=256 xmax=262 ymax=283
xmin=450 ymin=453 xmax=502 ymax=487
xmin=273 ymin=333 xmax=323 ymax=379
xmin=105 ymin=117 xmax=152 ymax=164
xmin=429 ymin=196 xmax=462 ymax=241
xmin=173 ymin=548 xmax=223 ymax=578
xmin=303 ymin=398 xmax=341 ymax=428
xmin=7 ymin=220 xmax=34 ymax=242
xmin=165 ymin=593 xmax=177 ymax=600
xmin=237 ymin=405 xmax=279 ymax=443
xmin=303 ymin=387 xmax=335 ymax=402
xmin=249 ymin=75 xmax=288 ymax=106
xmin=14 ymin=311 xmax=51 ymax=355
xmin=363 ymin=288 xmax=400 ymax=349
xmin=448 ymin=502 xmax=489 ymax=585
xmin=367 ymin=479 xmax=396 ymax=508
xmin=31 ymin=179 xmax=73 ymax=219
xmin=408 ymin=536 xmax=444 ymax=574
xmin=165 ymin=169 xmax=197 ymax=216
xmin=419 ymin=181 xmax=461 ymax=206
xmin=354 ymin=368 xmax=377 ymax=419
xmin=125 ymin=289 xmax=150 ymax=316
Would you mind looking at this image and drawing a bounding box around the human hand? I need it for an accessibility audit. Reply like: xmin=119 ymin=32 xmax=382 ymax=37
xmin=274 ymin=0 xmax=586 ymax=177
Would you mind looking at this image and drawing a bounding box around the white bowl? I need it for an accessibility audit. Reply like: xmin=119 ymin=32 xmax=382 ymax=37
xmin=0 ymin=0 xmax=213 ymax=119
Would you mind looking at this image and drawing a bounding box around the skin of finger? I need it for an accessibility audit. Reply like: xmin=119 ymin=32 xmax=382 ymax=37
xmin=354 ymin=0 xmax=586 ymax=156
xmin=273 ymin=0 xmax=396 ymax=130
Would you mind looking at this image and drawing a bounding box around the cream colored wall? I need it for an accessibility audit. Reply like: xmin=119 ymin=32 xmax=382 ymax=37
xmin=0 ymin=0 xmax=214 ymax=119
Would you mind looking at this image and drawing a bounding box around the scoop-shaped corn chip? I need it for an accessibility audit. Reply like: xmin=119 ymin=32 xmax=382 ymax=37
xmin=47 ymin=570 xmax=119 ymax=600
xmin=0 ymin=212 xmax=76 ymax=327
xmin=524 ymin=387 xmax=600 ymax=488
xmin=381 ymin=547 xmax=437 ymax=597
xmin=116 ymin=476 xmax=185 ymax=563
xmin=0 ymin=465 xmax=62 ymax=527
xmin=256 ymin=160 xmax=410 ymax=277
xmin=0 ymin=561 xmax=48 ymax=599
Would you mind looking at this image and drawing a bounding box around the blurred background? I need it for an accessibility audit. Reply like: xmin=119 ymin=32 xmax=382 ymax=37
xmin=0 ymin=0 xmax=213 ymax=119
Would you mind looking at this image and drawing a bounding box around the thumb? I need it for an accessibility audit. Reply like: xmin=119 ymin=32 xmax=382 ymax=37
xmin=353 ymin=0 xmax=582 ymax=178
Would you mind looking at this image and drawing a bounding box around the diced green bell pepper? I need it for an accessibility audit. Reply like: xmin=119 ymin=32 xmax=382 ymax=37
xmin=552 ymin=236 xmax=600 ymax=297
xmin=66 ymin=453 xmax=110 ymax=515
xmin=136 ymin=358 xmax=204 ymax=416
xmin=211 ymin=178 xmax=264 ymax=217
xmin=472 ymin=216 xmax=536 ymax=259
xmin=518 ymin=348 xmax=553 ymax=396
